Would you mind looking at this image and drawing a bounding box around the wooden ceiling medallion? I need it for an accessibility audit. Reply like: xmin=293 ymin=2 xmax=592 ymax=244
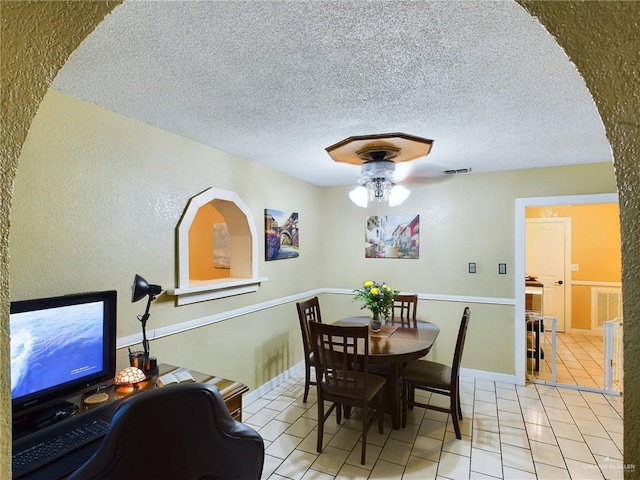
xmin=325 ymin=132 xmax=433 ymax=165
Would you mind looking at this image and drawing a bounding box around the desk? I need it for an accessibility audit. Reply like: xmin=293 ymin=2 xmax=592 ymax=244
xmin=334 ymin=316 xmax=439 ymax=429
xmin=157 ymin=364 xmax=248 ymax=421
xmin=13 ymin=364 xmax=248 ymax=480
xmin=76 ymin=363 xmax=248 ymax=421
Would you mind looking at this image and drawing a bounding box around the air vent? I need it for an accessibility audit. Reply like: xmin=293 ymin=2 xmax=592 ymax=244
xmin=443 ymin=168 xmax=472 ymax=175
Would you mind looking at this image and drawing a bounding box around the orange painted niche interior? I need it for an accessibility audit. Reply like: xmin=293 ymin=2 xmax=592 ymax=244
xmin=188 ymin=203 xmax=231 ymax=281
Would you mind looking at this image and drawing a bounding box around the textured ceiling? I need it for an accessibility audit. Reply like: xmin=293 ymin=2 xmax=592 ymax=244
xmin=51 ymin=0 xmax=611 ymax=187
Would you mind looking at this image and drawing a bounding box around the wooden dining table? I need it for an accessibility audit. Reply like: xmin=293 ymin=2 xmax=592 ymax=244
xmin=334 ymin=316 xmax=440 ymax=429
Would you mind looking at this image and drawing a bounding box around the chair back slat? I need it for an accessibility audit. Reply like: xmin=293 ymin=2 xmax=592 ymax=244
xmin=450 ymin=307 xmax=471 ymax=384
xmin=310 ymin=322 xmax=369 ymax=397
xmin=391 ymin=294 xmax=418 ymax=328
xmin=297 ymin=297 xmax=322 ymax=356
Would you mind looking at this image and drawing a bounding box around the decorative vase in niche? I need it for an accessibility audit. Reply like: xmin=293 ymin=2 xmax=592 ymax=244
xmin=370 ymin=312 xmax=382 ymax=332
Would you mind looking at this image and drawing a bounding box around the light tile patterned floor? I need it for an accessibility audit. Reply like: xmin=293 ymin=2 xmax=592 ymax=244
xmin=243 ymin=373 xmax=625 ymax=480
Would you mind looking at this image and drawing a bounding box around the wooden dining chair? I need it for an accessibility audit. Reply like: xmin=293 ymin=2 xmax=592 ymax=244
xmin=296 ymin=296 xmax=322 ymax=402
xmin=401 ymin=307 xmax=471 ymax=438
xmin=391 ymin=294 xmax=418 ymax=328
xmin=309 ymin=321 xmax=386 ymax=465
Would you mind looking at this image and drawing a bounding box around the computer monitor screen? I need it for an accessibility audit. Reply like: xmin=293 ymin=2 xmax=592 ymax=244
xmin=10 ymin=290 xmax=117 ymax=418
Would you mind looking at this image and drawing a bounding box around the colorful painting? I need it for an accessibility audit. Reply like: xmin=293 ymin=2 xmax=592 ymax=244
xmin=213 ymin=223 xmax=230 ymax=269
xmin=265 ymin=209 xmax=299 ymax=261
xmin=365 ymin=215 xmax=419 ymax=259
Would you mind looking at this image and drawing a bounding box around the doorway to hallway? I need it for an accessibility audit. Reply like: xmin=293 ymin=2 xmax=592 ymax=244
xmin=515 ymin=193 xmax=621 ymax=394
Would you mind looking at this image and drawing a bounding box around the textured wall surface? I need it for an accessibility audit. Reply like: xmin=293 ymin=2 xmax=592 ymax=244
xmin=0 ymin=1 xmax=121 ymax=475
xmin=1 ymin=2 xmax=638 ymax=478
xmin=13 ymin=89 xmax=325 ymax=392
xmin=518 ymin=1 xmax=640 ymax=475
xmin=15 ymin=90 xmax=616 ymax=380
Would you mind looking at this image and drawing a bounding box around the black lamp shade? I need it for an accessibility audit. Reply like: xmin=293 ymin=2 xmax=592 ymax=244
xmin=132 ymin=274 xmax=162 ymax=303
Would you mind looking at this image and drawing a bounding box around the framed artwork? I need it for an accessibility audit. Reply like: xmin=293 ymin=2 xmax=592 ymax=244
xmin=365 ymin=214 xmax=419 ymax=259
xmin=265 ymin=209 xmax=299 ymax=261
xmin=213 ymin=223 xmax=230 ymax=269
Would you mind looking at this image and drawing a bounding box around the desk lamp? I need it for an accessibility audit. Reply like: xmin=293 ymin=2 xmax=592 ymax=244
xmin=131 ymin=274 xmax=162 ymax=374
xmin=114 ymin=366 xmax=149 ymax=396
xmin=115 ymin=366 xmax=148 ymax=387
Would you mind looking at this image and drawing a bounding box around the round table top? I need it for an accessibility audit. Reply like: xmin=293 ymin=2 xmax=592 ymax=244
xmin=334 ymin=316 xmax=440 ymax=364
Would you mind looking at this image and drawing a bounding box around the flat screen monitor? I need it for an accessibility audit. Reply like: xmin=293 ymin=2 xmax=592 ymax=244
xmin=10 ymin=290 xmax=117 ymax=427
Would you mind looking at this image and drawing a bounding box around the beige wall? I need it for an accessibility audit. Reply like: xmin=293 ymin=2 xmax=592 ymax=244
xmin=2 ymin=1 xmax=639 ymax=476
xmin=322 ymin=165 xmax=617 ymax=299
xmin=320 ymin=293 xmax=516 ymax=376
xmin=318 ymin=164 xmax=616 ymax=374
xmin=12 ymin=89 xmax=618 ymax=379
xmin=12 ymin=89 xmax=324 ymax=384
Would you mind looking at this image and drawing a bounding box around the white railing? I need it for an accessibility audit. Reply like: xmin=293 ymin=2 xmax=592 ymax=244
xmin=542 ymin=316 xmax=557 ymax=384
xmin=527 ymin=316 xmax=557 ymax=384
xmin=547 ymin=317 xmax=557 ymax=384
xmin=603 ymin=318 xmax=623 ymax=394
xmin=530 ymin=316 xmax=624 ymax=395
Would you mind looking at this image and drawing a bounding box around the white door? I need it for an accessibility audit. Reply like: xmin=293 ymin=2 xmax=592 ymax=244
xmin=525 ymin=218 xmax=570 ymax=332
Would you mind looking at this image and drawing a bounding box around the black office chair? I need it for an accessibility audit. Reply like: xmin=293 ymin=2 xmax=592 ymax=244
xmin=68 ymin=383 xmax=264 ymax=480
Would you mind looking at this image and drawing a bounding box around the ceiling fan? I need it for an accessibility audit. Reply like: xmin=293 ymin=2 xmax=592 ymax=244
xmin=325 ymin=132 xmax=434 ymax=207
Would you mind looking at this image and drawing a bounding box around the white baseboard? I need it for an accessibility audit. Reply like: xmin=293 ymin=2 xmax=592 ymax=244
xmin=460 ymin=367 xmax=520 ymax=386
xmin=243 ymin=361 xmax=306 ymax=405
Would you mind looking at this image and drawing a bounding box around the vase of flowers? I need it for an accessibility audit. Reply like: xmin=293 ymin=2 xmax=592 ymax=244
xmin=354 ymin=280 xmax=400 ymax=332
xmin=369 ymin=311 xmax=383 ymax=332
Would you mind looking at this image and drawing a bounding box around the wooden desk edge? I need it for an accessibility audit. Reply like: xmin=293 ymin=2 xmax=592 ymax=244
xmin=158 ymin=364 xmax=249 ymax=421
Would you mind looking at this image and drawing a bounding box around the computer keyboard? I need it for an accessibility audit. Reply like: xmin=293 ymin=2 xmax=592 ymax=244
xmin=12 ymin=419 xmax=110 ymax=478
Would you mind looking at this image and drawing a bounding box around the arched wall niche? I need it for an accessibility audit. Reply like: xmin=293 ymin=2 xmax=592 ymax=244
xmin=169 ymin=187 xmax=267 ymax=305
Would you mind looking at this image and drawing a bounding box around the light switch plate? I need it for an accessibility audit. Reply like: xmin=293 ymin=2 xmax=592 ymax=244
xmin=498 ymin=263 xmax=507 ymax=274
xmin=468 ymin=262 xmax=476 ymax=274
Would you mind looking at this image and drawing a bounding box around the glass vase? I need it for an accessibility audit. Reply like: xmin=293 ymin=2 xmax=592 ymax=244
xmin=370 ymin=312 xmax=382 ymax=332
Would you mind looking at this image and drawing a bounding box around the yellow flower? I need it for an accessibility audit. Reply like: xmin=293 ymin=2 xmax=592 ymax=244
xmin=364 ymin=280 xmax=374 ymax=288
xmin=382 ymin=284 xmax=391 ymax=291
xmin=370 ymin=287 xmax=380 ymax=296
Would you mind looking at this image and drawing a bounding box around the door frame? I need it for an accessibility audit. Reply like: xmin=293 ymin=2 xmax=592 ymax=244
xmin=525 ymin=216 xmax=572 ymax=333
xmin=514 ymin=193 xmax=618 ymax=385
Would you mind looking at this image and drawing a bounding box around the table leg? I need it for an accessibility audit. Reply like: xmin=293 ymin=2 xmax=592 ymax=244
xmin=389 ymin=364 xmax=401 ymax=429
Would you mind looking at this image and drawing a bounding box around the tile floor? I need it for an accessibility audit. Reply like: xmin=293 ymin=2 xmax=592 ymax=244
xmin=529 ymin=331 xmax=618 ymax=391
xmin=242 ymin=372 xmax=625 ymax=480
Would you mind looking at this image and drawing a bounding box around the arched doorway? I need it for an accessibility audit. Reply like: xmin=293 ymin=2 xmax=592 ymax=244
xmin=1 ymin=2 xmax=638 ymax=476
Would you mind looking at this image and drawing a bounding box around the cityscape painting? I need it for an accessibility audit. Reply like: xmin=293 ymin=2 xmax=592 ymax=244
xmin=365 ymin=215 xmax=419 ymax=259
xmin=265 ymin=209 xmax=299 ymax=261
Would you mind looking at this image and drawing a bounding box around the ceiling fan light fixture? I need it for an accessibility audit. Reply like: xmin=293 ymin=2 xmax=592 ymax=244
xmin=388 ymin=185 xmax=411 ymax=207
xmin=327 ymin=132 xmax=432 ymax=208
xmin=349 ymin=186 xmax=369 ymax=208
xmin=349 ymin=175 xmax=410 ymax=208
xmin=356 ymin=146 xmax=400 ymax=162
xmin=360 ymin=159 xmax=396 ymax=180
